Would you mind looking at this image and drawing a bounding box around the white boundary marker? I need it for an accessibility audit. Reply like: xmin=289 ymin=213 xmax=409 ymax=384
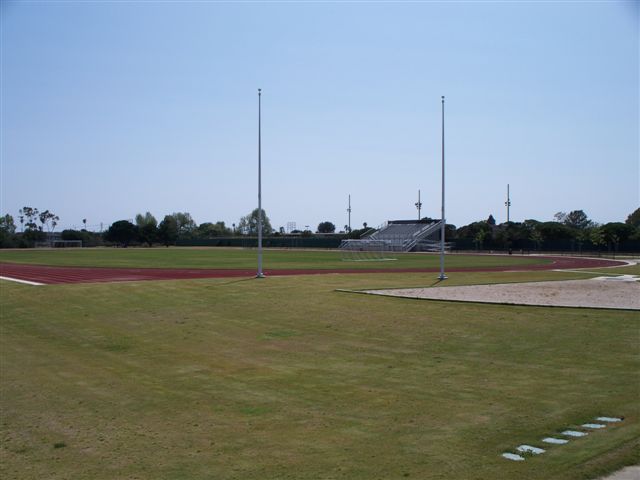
xmin=0 ymin=276 xmax=45 ymax=286
xmin=553 ymin=258 xmax=638 ymax=274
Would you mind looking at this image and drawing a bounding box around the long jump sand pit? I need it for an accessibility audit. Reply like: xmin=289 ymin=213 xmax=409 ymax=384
xmin=364 ymin=276 xmax=640 ymax=310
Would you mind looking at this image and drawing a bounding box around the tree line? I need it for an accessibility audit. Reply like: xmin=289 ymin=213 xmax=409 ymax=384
xmin=1 ymin=206 xmax=639 ymax=251
xmin=0 ymin=208 xmax=276 ymax=248
xmin=451 ymin=209 xmax=640 ymax=252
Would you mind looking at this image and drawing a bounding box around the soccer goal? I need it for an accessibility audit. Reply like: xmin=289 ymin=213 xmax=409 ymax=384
xmin=52 ymin=240 xmax=82 ymax=248
xmin=339 ymin=239 xmax=396 ymax=262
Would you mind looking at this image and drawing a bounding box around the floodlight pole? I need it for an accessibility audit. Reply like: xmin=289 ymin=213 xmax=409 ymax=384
xmin=415 ymin=189 xmax=422 ymax=220
xmin=439 ymin=96 xmax=447 ymax=281
xmin=256 ymin=89 xmax=265 ymax=278
xmin=347 ymin=194 xmax=352 ymax=233
xmin=505 ymin=184 xmax=511 ymax=223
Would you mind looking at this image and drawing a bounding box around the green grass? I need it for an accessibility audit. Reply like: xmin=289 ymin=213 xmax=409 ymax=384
xmin=0 ymin=246 xmax=550 ymax=270
xmin=1 ymin=269 xmax=638 ymax=479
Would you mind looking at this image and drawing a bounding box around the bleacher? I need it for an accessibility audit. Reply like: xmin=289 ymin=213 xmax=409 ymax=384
xmin=368 ymin=220 xmax=443 ymax=252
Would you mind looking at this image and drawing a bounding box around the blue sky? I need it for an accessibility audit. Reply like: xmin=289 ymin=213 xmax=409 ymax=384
xmin=1 ymin=1 xmax=638 ymax=232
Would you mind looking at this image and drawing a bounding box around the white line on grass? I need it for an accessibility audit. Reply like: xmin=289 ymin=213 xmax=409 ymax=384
xmin=553 ymin=270 xmax=634 ymax=276
xmin=0 ymin=276 xmax=45 ymax=286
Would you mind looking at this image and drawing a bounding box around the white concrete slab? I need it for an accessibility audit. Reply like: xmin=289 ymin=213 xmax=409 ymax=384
xmin=517 ymin=445 xmax=545 ymax=454
xmin=502 ymin=453 xmax=525 ymax=461
xmin=596 ymin=416 xmax=623 ymax=423
xmin=542 ymin=437 xmax=569 ymax=445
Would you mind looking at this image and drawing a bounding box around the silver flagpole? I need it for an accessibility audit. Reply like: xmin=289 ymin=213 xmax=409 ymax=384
xmin=257 ymin=88 xmax=265 ymax=278
xmin=439 ymin=96 xmax=447 ymax=281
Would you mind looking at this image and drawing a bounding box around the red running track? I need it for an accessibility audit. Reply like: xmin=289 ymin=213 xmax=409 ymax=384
xmin=0 ymin=256 xmax=627 ymax=285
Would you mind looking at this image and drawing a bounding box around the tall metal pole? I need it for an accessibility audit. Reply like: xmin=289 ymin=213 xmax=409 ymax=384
xmin=439 ymin=96 xmax=447 ymax=280
xmin=415 ymin=189 xmax=422 ymax=220
xmin=347 ymin=194 xmax=351 ymax=233
xmin=256 ymin=89 xmax=265 ymax=278
xmin=505 ymin=184 xmax=511 ymax=223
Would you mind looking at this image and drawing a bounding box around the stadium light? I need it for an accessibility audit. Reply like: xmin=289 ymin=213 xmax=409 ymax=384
xmin=505 ymin=184 xmax=511 ymax=223
xmin=439 ymin=96 xmax=447 ymax=281
xmin=347 ymin=194 xmax=352 ymax=233
xmin=256 ymin=89 xmax=265 ymax=278
xmin=415 ymin=189 xmax=422 ymax=220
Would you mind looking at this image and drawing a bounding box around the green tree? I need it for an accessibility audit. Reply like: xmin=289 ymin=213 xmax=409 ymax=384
xmin=345 ymin=226 xmax=373 ymax=239
xmin=19 ymin=207 xmax=45 ymax=245
xmin=576 ymin=228 xmax=591 ymax=252
xmin=1 ymin=214 xmax=16 ymax=235
xmin=625 ymin=207 xmax=640 ymax=228
xmin=19 ymin=207 xmax=39 ymax=232
xmin=553 ymin=211 xmax=567 ymax=223
xmin=172 ymin=212 xmax=197 ymax=237
xmin=601 ymin=222 xmax=634 ymax=246
xmin=0 ymin=214 xmax=17 ymax=248
xmin=530 ymin=229 xmax=543 ymax=251
xmin=537 ymin=221 xmax=574 ymax=241
xmin=474 ymin=229 xmax=487 ymax=250
xmin=590 ymin=227 xmax=606 ymax=252
xmin=196 ymin=221 xmax=231 ymax=238
xmin=317 ymin=221 xmax=336 ymax=233
xmin=495 ymin=222 xmax=527 ymax=250
xmin=563 ymin=210 xmax=592 ymax=230
xmin=135 ymin=212 xmax=158 ymax=247
xmin=38 ymin=210 xmax=60 ymax=234
xmin=105 ymin=220 xmax=138 ymax=247
xmin=61 ymin=229 xmax=103 ymax=247
xmin=238 ymin=209 xmax=272 ymax=235
xmin=456 ymin=221 xmax=492 ymax=240
xmin=157 ymin=215 xmax=179 ymax=246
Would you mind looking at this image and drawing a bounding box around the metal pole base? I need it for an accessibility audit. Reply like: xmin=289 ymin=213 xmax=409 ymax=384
xmin=256 ymin=273 xmax=266 ymax=279
xmin=438 ymin=274 xmax=448 ymax=280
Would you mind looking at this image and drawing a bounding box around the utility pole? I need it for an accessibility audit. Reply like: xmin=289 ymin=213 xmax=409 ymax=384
xmin=347 ymin=194 xmax=352 ymax=233
xmin=505 ymin=184 xmax=511 ymax=223
xmin=256 ymin=89 xmax=265 ymax=278
xmin=439 ymin=96 xmax=447 ymax=281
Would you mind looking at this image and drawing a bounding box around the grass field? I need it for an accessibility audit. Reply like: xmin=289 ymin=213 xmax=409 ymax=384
xmin=1 ymin=251 xmax=638 ymax=479
xmin=0 ymin=247 xmax=550 ymax=270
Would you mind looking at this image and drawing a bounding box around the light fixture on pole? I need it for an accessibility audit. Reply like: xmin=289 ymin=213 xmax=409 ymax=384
xmin=438 ymin=96 xmax=447 ymax=281
xmin=415 ymin=189 xmax=422 ymax=221
xmin=347 ymin=194 xmax=352 ymax=233
xmin=256 ymin=88 xmax=265 ymax=278
xmin=505 ymin=184 xmax=511 ymax=223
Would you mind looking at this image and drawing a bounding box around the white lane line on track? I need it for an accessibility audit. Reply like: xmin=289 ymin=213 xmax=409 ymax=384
xmin=0 ymin=276 xmax=45 ymax=286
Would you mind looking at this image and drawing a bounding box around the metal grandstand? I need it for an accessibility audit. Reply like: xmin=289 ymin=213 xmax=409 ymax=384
xmin=339 ymin=220 xmax=447 ymax=260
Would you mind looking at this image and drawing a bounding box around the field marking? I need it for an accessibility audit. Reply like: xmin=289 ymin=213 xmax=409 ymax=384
xmin=553 ymin=269 xmax=636 ymax=276
xmin=0 ymin=276 xmax=45 ymax=286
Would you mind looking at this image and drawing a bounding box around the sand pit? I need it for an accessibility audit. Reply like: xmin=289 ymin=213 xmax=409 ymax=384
xmin=364 ymin=276 xmax=640 ymax=310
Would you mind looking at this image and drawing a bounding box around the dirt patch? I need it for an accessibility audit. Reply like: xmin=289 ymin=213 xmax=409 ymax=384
xmin=364 ymin=276 xmax=640 ymax=310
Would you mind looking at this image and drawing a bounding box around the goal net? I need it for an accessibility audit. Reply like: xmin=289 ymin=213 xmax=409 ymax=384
xmin=339 ymin=239 xmax=396 ymax=262
xmin=52 ymin=240 xmax=82 ymax=248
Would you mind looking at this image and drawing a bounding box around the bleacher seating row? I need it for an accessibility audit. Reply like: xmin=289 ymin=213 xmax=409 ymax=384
xmin=367 ymin=220 xmax=443 ymax=252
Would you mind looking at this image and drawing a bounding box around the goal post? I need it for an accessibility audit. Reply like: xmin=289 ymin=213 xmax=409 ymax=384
xmin=52 ymin=240 xmax=82 ymax=248
xmin=339 ymin=239 xmax=396 ymax=262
